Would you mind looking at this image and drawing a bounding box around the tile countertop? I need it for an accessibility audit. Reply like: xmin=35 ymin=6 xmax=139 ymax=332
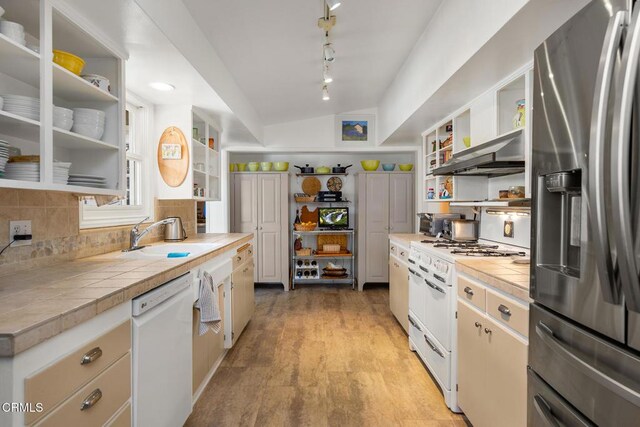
xmin=389 ymin=233 xmax=432 ymax=245
xmin=0 ymin=233 xmax=253 ymax=357
xmin=456 ymin=258 xmax=532 ymax=302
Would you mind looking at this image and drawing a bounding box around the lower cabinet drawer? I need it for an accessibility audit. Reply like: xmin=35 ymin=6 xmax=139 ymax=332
xmin=24 ymin=320 xmax=131 ymax=425
xmin=105 ymin=402 xmax=131 ymax=427
xmin=486 ymin=289 xmax=529 ymax=337
xmin=422 ymin=330 xmax=451 ymax=390
xmin=457 ymin=275 xmax=486 ymax=311
xmin=34 ymin=353 xmax=131 ymax=427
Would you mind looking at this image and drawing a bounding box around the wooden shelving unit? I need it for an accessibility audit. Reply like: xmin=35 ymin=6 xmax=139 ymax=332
xmin=191 ymin=110 xmax=221 ymax=201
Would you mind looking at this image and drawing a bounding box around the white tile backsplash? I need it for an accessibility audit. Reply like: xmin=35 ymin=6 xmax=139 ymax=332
xmin=479 ymin=208 xmax=530 ymax=248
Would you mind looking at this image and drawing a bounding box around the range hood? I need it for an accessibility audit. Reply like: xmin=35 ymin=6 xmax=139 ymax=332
xmin=432 ymin=128 xmax=524 ymax=177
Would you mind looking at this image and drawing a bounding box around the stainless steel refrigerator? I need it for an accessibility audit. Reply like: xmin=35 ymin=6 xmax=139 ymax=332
xmin=529 ymin=0 xmax=640 ymax=425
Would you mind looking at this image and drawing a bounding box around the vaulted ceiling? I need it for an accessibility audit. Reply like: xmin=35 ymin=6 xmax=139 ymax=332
xmin=181 ymin=0 xmax=443 ymax=125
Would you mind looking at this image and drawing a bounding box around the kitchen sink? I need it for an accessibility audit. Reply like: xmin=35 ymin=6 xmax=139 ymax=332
xmin=120 ymin=242 xmax=222 ymax=259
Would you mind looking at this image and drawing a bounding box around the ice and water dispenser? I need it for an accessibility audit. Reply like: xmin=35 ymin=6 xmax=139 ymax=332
xmin=536 ymin=170 xmax=582 ymax=276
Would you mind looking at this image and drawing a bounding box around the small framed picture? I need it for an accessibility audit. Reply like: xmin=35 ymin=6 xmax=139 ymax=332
xmin=335 ymin=114 xmax=375 ymax=145
xmin=504 ymin=220 xmax=514 ymax=238
xmin=161 ymin=143 xmax=182 ymax=160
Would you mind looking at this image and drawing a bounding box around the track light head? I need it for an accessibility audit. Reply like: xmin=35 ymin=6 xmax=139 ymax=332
xmin=323 ymin=43 xmax=335 ymax=63
xmin=323 ymin=66 xmax=333 ymax=84
xmin=322 ymin=85 xmax=330 ymax=101
xmin=326 ymin=0 xmax=342 ymax=11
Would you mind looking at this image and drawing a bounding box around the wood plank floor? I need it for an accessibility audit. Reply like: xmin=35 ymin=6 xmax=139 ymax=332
xmin=186 ymin=284 xmax=469 ymax=427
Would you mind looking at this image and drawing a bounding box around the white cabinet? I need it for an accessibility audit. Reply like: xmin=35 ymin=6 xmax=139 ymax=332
xmin=389 ymin=242 xmax=409 ymax=333
xmin=231 ymin=247 xmax=254 ymax=344
xmin=0 ymin=0 xmax=126 ymax=196
xmin=231 ymin=173 xmax=288 ymax=288
xmin=457 ymin=276 xmax=528 ymax=427
xmin=357 ymin=172 xmax=414 ymax=289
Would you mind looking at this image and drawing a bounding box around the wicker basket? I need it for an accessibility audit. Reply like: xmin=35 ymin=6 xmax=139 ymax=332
xmin=294 ymin=194 xmax=316 ymax=203
xmin=294 ymin=223 xmax=317 ymax=232
xmin=322 ymin=244 xmax=341 ymax=253
xmin=296 ymin=248 xmax=312 ymax=257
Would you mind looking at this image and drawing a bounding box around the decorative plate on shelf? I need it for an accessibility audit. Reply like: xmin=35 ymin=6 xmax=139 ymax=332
xmin=301 ymin=177 xmax=321 ymax=195
xmin=327 ymin=176 xmax=343 ymax=192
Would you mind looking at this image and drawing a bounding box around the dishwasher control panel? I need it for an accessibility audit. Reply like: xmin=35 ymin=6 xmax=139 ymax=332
xmin=132 ymin=273 xmax=192 ymax=316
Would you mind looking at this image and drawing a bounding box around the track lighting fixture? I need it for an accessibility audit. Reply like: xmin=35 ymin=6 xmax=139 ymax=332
xmin=323 ymin=65 xmax=333 ymax=84
xmin=323 ymin=43 xmax=335 ymax=63
xmin=326 ymin=0 xmax=341 ymax=11
xmin=322 ymin=85 xmax=330 ymax=101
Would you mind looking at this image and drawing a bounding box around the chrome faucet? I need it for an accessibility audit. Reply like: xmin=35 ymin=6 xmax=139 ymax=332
xmin=123 ymin=217 xmax=176 ymax=252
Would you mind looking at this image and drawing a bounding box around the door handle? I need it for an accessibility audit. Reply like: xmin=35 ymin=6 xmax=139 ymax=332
xmin=424 ymin=335 xmax=445 ymax=358
xmin=612 ymin=6 xmax=640 ymax=312
xmin=419 ymin=265 xmax=429 ymax=273
xmin=408 ymin=315 xmax=421 ymax=331
xmin=484 ymin=328 xmax=492 ymax=335
xmin=588 ymin=10 xmax=627 ymax=305
xmin=433 ymin=274 xmax=445 ymax=283
xmin=80 ymin=347 xmax=102 ymax=365
xmin=533 ymin=395 xmax=562 ymax=427
xmin=474 ymin=322 xmax=482 ymax=328
xmin=425 ymin=279 xmax=445 ymax=294
xmin=408 ymin=268 xmax=422 ymax=279
xmin=80 ymin=389 xmax=102 ymax=411
xmin=497 ymin=304 xmax=511 ymax=316
xmin=463 ymin=286 xmax=474 ymax=296
xmin=536 ymin=321 xmax=640 ymax=406
xmin=408 ymin=258 xmax=416 ymax=265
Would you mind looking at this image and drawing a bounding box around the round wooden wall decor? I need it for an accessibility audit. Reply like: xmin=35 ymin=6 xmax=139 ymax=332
xmin=157 ymin=126 xmax=190 ymax=187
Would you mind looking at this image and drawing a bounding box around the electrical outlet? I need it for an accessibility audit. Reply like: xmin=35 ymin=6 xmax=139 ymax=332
xmin=9 ymin=220 xmax=32 ymax=247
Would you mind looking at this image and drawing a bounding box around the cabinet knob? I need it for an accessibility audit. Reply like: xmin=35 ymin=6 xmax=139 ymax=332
xmin=484 ymin=328 xmax=492 ymax=335
xmin=498 ymin=304 xmax=512 ymax=316
xmin=464 ymin=286 xmax=474 ymax=296
xmin=80 ymin=389 xmax=102 ymax=411
xmin=474 ymin=322 xmax=482 ymax=328
xmin=400 ymin=251 xmax=405 ymax=256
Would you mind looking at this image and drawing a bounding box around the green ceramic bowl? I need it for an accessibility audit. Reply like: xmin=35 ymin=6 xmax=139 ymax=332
xmin=260 ymin=162 xmax=273 ymax=171
xmin=398 ymin=163 xmax=414 ymax=171
xmin=273 ymin=161 xmax=289 ymax=171
xmin=248 ymin=162 xmax=260 ymax=172
xmin=361 ymin=160 xmax=380 ymax=171
xmin=316 ymin=166 xmax=331 ymax=174
xmin=236 ymin=163 xmax=247 ymax=172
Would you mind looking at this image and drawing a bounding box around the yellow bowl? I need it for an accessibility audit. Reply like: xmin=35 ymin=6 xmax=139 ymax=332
xmin=463 ymin=136 xmax=471 ymax=148
xmin=274 ymin=161 xmax=289 ymax=171
xmin=361 ymin=160 xmax=380 ymax=171
xmin=248 ymin=162 xmax=260 ymax=172
xmin=399 ymin=163 xmax=414 ymax=171
xmin=229 ymin=163 xmax=236 ymax=172
xmin=236 ymin=163 xmax=247 ymax=171
xmin=53 ymin=49 xmax=85 ymax=75
xmin=260 ymin=162 xmax=273 ymax=171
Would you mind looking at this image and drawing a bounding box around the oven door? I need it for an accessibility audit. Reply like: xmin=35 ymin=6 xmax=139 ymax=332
xmin=408 ymin=266 xmax=426 ymax=324
xmin=423 ymin=273 xmax=452 ymax=350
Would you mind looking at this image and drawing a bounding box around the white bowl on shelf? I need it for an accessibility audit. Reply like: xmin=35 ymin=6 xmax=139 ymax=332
xmin=0 ymin=21 xmax=24 ymax=32
xmin=80 ymin=74 xmax=110 ymax=93
xmin=71 ymin=123 xmax=104 ymax=140
xmin=73 ymin=108 xmax=105 ymax=119
xmin=73 ymin=115 xmax=105 ymax=126
xmin=54 ymin=106 xmax=73 ymax=117
xmin=0 ymin=6 xmax=5 ymax=18
xmin=53 ymin=117 xmax=73 ymax=131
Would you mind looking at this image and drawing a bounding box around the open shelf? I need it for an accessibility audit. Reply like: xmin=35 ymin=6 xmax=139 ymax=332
xmin=53 ymin=127 xmax=119 ymax=150
xmin=52 ymin=63 xmax=119 ymax=102
xmin=292 ymin=229 xmax=355 ymax=235
xmin=295 ymin=173 xmax=349 ymax=177
xmin=0 ymin=33 xmax=40 ymax=87
xmin=0 ymin=110 xmax=40 ymax=141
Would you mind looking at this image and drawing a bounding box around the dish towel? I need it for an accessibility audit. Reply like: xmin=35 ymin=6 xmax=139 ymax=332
xmin=194 ymin=271 xmax=222 ymax=335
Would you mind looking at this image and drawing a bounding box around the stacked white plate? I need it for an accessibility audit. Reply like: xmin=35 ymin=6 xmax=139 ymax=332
xmin=68 ymin=174 xmax=107 ymax=188
xmin=53 ymin=161 xmax=71 ymax=184
xmin=71 ymin=108 xmax=105 ymax=140
xmin=53 ymin=106 xmax=73 ymax=131
xmin=4 ymin=162 xmax=39 ymax=182
xmin=0 ymin=140 xmax=10 ymax=177
xmin=0 ymin=21 xmax=25 ymax=46
xmin=2 ymin=95 xmax=39 ymax=121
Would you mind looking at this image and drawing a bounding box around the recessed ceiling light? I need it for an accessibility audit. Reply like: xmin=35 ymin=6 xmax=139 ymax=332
xmin=322 ymin=85 xmax=330 ymax=101
xmin=149 ymin=82 xmax=175 ymax=91
xmin=326 ymin=0 xmax=341 ymax=11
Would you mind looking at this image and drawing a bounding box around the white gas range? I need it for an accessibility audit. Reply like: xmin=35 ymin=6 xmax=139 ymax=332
xmin=407 ymin=239 xmax=528 ymax=413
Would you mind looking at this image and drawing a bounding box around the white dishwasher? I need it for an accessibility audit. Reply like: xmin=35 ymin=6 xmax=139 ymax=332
xmin=132 ymin=273 xmax=193 ymax=427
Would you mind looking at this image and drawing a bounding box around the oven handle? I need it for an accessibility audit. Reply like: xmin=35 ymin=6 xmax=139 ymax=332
xmin=408 ymin=268 xmax=422 ymax=279
xmin=408 ymin=315 xmax=421 ymax=331
xmin=425 ymin=279 xmax=445 ymax=294
xmin=408 ymin=258 xmax=416 ymax=265
xmin=533 ymin=395 xmax=562 ymax=427
xmin=424 ymin=335 xmax=444 ymax=358
xmin=433 ymin=274 xmax=446 ymax=283
xmin=536 ymin=321 xmax=640 ymax=406
xmin=419 ymin=265 xmax=429 ymax=274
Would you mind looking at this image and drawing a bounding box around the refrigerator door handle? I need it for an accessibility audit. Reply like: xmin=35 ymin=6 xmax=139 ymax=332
xmin=589 ymin=9 xmax=627 ymax=305
xmin=612 ymin=5 xmax=640 ymax=312
xmin=533 ymin=395 xmax=562 ymax=427
xmin=536 ymin=321 xmax=640 ymax=407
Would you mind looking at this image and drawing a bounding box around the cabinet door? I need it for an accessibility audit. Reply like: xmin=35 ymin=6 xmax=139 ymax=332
xmin=484 ymin=316 xmax=528 ymax=427
xmin=457 ymin=301 xmax=487 ymax=427
xmin=245 ymin=258 xmax=255 ymax=320
xmin=231 ymin=267 xmax=244 ymax=342
xmin=233 ymin=174 xmax=258 ymax=234
xmin=389 ymin=173 xmax=414 ymax=233
xmin=208 ymin=284 xmax=226 ymax=369
xmin=389 ymin=258 xmax=399 ymax=318
xmin=192 ymin=307 xmax=211 ymax=394
xmin=257 ymin=174 xmax=281 ymax=282
xmin=365 ymin=174 xmax=390 ymax=282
